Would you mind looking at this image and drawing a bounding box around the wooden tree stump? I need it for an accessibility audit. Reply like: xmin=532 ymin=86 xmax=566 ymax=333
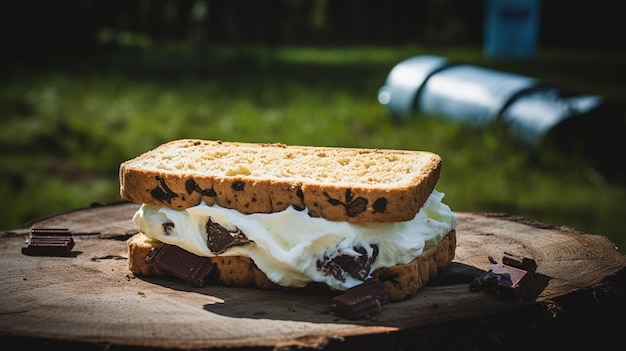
xmin=1 ymin=202 xmax=625 ymax=350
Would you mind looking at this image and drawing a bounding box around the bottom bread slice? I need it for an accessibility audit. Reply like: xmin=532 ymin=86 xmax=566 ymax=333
xmin=127 ymin=230 xmax=456 ymax=301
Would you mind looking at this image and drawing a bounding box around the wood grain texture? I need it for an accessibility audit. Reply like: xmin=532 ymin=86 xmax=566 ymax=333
xmin=1 ymin=202 xmax=625 ymax=350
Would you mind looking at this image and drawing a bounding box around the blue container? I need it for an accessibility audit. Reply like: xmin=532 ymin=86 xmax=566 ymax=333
xmin=483 ymin=0 xmax=541 ymax=60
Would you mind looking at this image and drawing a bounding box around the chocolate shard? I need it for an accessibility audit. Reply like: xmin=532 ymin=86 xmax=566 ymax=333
xmin=146 ymin=244 xmax=214 ymax=287
xmin=21 ymin=228 xmax=75 ymax=256
xmin=502 ymin=252 xmax=537 ymax=273
xmin=329 ymin=294 xmax=381 ymax=320
xmin=317 ymin=244 xmax=379 ymax=282
xmin=470 ymin=253 xmax=536 ymax=301
xmin=329 ymin=278 xmax=389 ymax=319
xmin=342 ymin=278 xmax=390 ymax=305
xmin=206 ymin=218 xmax=251 ymax=255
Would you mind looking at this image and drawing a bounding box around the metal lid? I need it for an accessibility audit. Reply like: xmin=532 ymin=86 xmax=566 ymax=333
xmin=378 ymin=55 xmax=449 ymax=121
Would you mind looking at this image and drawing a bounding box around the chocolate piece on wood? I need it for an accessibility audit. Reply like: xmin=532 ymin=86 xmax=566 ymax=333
xmin=21 ymin=228 xmax=75 ymax=256
xmin=146 ymin=244 xmax=214 ymax=287
xmin=329 ymin=278 xmax=390 ymax=319
xmin=502 ymin=252 xmax=537 ymax=273
xmin=470 ymin=253 xmax=536 ymax=300
xmin=330 ymin=294 xmax=381 ymax=320
xmin=343 ymin=278 xmax=390 ymax=305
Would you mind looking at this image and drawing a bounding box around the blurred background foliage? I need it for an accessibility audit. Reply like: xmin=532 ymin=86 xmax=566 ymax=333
xmin=1 ymin=0 xmax=625 ymax=253
xmin=3 ymin=0 xmax=625 ymax=52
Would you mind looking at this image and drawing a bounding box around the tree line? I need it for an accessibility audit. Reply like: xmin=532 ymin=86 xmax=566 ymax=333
xmin=1 ymin=0 xmax=623 ymax=58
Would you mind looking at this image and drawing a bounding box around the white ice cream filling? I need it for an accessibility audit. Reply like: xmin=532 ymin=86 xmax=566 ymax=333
xmin=133 ymin=190 xmax=457 ymax=291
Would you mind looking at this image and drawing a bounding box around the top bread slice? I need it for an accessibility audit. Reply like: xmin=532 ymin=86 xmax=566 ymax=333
xmin=119 ymin=139 xmax=442 ymax=223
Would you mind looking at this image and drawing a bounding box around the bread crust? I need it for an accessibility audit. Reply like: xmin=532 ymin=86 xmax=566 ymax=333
xmin=126 ymin=230 xmax=456 ymax=302
xmin=119 ymin=139 xmax=442 ymax=223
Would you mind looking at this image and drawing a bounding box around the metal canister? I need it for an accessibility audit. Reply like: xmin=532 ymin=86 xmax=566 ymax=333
xmin=378 ymin=55 xmax=620 ymax=149
xmin=416 ymin=64 xmax=538 ymax=128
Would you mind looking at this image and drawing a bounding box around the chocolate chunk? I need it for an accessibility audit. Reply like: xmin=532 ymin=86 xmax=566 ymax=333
xmin=151 ymin=176 xmax=178 ymax=203
xmin=231 ymin=181 xmax=245 ymax=191
xmin=502 ymin=252 xmax=537 ymax=273
xmin=342 ymin=278 xmax=390 ymax=305
xmin=162 ymin=222 xmax=175 ymax=234
xmin=296 ymin=186 xmax=304 ymax=202
xmin=146 ymin=244 xmax=214 ymax=287
xmin=185 ymin=179 xmax=217 ymax=197
xmin=206 ymin=219 xmax=251 ymax=255
xmin=329 ymin=279 xmax=389 ymax=319
xmin=317 ymin=245 xmax=379 ymax=282
xmin=470 ymin=253 xmax=536 ymax=300
xmin=372 ymin=197 xmax=388 ymax=213
xmin=330 ymin=294 xmax=381 ymax=320
xmin=21 ymin=228 xmax=74 ymax=256
xmin=346 ymin=197 xmax=368 ymax=217
xmin=324 ymin=189 xmax=369 ymax=217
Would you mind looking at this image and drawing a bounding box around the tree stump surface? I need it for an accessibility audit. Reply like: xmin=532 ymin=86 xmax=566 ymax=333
xmin=1 ymin=202 xmax=625 ymax=350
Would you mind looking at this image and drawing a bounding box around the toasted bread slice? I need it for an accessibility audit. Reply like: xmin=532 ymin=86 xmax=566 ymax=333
xmin=120 ymin=139 xmax=442 ymax=223
xmin=127 ymin=230 xmax=456 ymax=302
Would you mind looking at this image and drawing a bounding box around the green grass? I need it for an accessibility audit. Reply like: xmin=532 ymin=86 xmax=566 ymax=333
xmin=1 ymin=45 xmax=625 ymax=253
